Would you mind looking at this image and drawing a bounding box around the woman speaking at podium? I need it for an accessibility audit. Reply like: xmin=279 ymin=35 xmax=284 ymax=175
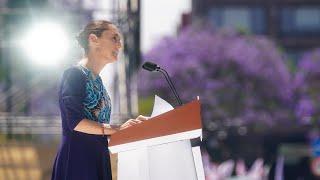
xmin=51 ymin=20 xmax=147 ymax=180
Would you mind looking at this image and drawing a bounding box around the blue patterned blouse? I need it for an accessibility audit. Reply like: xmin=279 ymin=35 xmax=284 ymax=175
xmin=78 ymin=65 xmax=111 ymax=124
xmin=52 ymin=66 xmax=113 ymax=180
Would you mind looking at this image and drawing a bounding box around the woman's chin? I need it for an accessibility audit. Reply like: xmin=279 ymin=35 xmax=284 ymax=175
xmin=103 ymin=56 xmax=117 ymax=63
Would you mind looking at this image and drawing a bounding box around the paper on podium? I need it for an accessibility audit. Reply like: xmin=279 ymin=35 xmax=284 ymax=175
xmin=150 ymin=95 xmax=174 ymax=117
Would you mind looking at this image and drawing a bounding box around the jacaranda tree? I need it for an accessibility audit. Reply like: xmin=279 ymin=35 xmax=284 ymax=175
xmin=294 ymin=48 xmax=320 ymax=125
xmin=139 ymin=26 xmax=294 ymax=128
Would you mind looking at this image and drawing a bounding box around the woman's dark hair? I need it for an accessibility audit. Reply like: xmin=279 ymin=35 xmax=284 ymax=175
xmin=76 ymin=20 xmax=113 ymax=54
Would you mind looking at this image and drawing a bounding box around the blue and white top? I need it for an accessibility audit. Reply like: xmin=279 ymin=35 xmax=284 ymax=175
xmin=78 ymin=65 xmax=111 ymax=124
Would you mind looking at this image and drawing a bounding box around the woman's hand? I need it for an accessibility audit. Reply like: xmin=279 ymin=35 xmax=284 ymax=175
xmin=136 ymin=115 xmax=149 ymax=121
xmin=120 ymin=115 xmax=149 ymax=130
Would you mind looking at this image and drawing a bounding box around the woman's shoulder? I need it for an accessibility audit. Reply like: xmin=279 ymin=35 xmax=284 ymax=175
xmin=62 ymin=65 xmax=86 ymax=83
xmin=63 ymin=65 xmax=86 ymax=77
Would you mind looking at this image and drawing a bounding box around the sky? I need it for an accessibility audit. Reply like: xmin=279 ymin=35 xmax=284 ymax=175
xmin=141 ymin=0 xmax=191 ymax=53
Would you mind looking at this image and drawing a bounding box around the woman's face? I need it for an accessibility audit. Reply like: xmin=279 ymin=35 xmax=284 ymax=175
xmin=94 ymin=24 xmax=122 ymax=63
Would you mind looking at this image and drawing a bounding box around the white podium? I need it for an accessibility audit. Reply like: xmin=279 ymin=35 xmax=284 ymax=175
xmin=109 ymin=100 xmax=205 ymax=180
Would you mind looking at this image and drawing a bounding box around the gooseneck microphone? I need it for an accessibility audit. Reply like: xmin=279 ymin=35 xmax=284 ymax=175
xmin=142 ymin=61 xmax=183 ymax=106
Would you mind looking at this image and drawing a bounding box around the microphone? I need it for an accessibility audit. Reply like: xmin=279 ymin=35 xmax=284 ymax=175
xmin=142 ymin=62 xmax=159 ymax=71
xmin=142 ymin=61 xmax=183 ymax=106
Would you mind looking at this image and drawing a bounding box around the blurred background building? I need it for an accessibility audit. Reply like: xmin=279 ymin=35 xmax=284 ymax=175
xmin=191 ymin=0 xmax=320 ymax=62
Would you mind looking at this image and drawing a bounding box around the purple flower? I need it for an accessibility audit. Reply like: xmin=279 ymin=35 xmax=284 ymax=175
xmin=294 ymin=48 xmax=320 ymax=125
xmin=295 ymin=98 xmax=314 ymax=124
xmin=139 ymin=25 xmax=293 ymax=126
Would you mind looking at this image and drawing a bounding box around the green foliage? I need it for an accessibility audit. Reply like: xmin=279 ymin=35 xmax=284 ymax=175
xmin=138 ymin=96 xmax=154 ymax=116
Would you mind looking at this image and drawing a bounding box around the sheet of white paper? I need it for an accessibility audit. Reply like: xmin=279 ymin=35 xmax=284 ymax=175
xmin=150 ymin=95 xmax=174 ymax=117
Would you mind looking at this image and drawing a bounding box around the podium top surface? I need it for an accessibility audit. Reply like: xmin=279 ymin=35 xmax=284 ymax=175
xmin=109 ymin=100 xmax=202 ymax=149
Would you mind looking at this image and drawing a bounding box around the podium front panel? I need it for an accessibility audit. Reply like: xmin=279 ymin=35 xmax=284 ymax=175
xmin=117 ymin=140 xmax=198 ymax=180
xmin=148 ymin=140 xmax=197 ymax=180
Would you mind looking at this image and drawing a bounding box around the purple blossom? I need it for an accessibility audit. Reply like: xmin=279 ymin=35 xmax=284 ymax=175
xmin=294 ymin=48 xmax=320 ymax=125
xmin=138 ymin=26 xmax=293 ymax=126
xmin=295 ymin=98 xmax=314 ymax=124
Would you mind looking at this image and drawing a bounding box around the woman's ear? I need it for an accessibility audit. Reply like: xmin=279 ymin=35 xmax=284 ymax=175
xmin=88 ymin=34 xmax=98 ymax=44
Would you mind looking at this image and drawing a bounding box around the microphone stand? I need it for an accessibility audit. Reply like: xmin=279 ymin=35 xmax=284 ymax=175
xmin=156 ymin=68 xmax=183 ymax=106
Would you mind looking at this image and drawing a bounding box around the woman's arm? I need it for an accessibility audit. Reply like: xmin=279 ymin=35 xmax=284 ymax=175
xmin=74 ymin=119 xmax=117 ymax=135
xmin=74 ymin=115 xmax=149 ymax=135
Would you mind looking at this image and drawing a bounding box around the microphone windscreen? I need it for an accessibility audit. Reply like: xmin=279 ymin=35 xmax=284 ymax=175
xmin=142 ymin=61 xmax=159 ymax=71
